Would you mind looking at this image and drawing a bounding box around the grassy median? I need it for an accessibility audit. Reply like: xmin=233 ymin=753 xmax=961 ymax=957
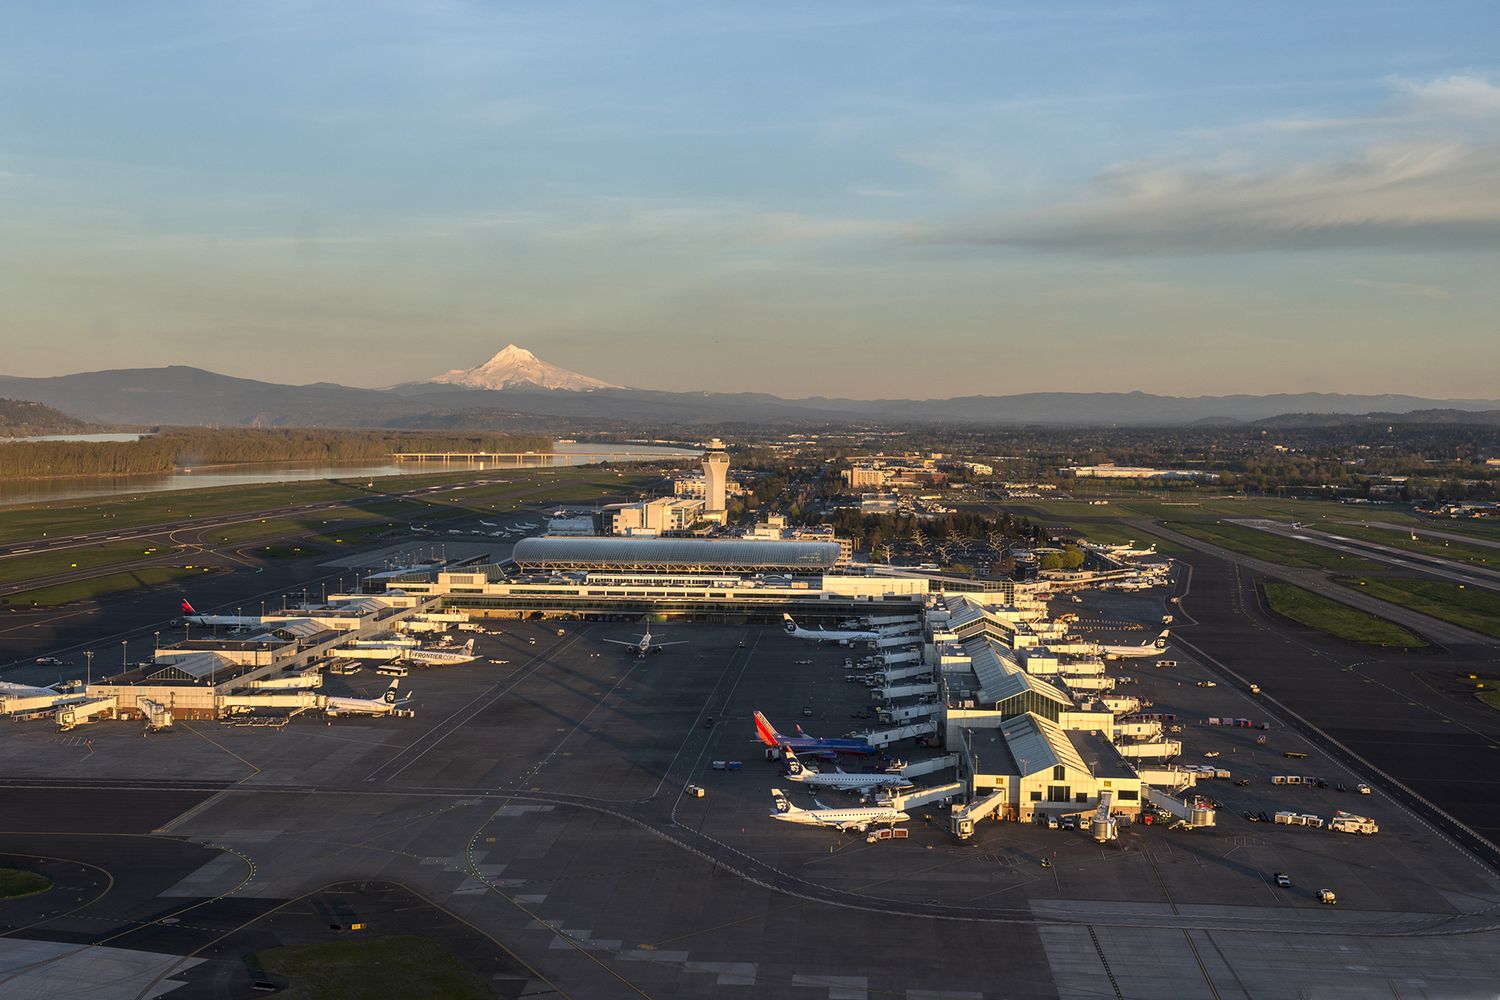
xmin=1338 ymin=577 xmax=1500 ymax=641
xmin=1168 ymin=521 xmax=1386 ymax=573
xmin=256 ymin=935 xmax=494 ymax=1000
xmin=0 ymin=868 xmax=52 ymax=899
xmin=1262 ymin=582 xmax=1427 ymax=648
xmin=2 ymin=566 xmax=217 ymax=607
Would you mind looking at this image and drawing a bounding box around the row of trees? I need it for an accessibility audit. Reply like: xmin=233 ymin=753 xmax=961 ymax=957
xmin=0 ymin=428 xmax=554 ymax=478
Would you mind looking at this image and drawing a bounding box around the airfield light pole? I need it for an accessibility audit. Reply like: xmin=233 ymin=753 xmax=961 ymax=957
xmin=153 ymin=632 xmax=160 ymax=657
xmin=85 ymin=651 xmax=92 ymax=689
xmin=121 ymin=640 xmax=127 ymax=672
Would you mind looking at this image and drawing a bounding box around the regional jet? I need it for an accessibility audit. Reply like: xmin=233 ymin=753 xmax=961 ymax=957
xmin=782 ymin=614 xmax=880 ymax=646
xmin=769 ymin=788 xmax=909 ymax=833
xmin=781 ymin=749 xmax=912 ymax=793
xmin=1099 ymin=629 xmax=1170 ymax=660
xmin=754 ymin=710 xmax=876 ymax=758
xmin=602 ymin=626 xmax=688 ymax=658
xmin=324 ymin=679 xmax=413 ymax=717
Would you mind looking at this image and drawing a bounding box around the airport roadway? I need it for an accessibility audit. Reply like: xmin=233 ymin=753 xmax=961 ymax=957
xmin=1130 ymin=518 xmax=1493 ymax=646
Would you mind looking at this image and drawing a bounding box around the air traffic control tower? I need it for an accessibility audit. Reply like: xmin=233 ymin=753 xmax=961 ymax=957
xmin=702 ymin=438 xmax=729 ymax=517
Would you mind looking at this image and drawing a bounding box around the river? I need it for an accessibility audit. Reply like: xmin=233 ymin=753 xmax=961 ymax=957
xmin=0 ymin=441 xmax=699 ymax=506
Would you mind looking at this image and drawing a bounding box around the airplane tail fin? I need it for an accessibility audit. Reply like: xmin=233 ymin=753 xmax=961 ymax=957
xmin=753 ymin=711 xmax=781 ymax=748
xmin=1154 ymin=629 xmax=1170 ymax=648
xmin=465 ymin=638 xmax=475 ymax=653
xmin=384 ymin=679 xmax=400 ymax=703
xmin=180 ymin=599 xmax=196 ymax=615
xmin=783 ymin=748 xmax=804 ymax=775
xmin=771 ymin=788 xmax=796 ymax=814
xmin=794 ymin=724 xmax=808 ymax=737
xmin=782 ymin=613 xmax=797 ymax=633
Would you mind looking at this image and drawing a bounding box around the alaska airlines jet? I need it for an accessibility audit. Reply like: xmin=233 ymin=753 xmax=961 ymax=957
xmin=782 ymin=614 xmax=880 ymax=645
xmin=1099 ymin=629 xmax=1170 ymax=660
xmin=602 ymin=626 xmax=688 ymax=658
xmin=324 ymin=679 xmax=413 ymax=717
xmin=754 ymin=711 xmax=876 ymax=758
xmin=769 ymin=788 xmax=909 ymax=833
xmin=781 ymin=749 xmax=912 ymax=793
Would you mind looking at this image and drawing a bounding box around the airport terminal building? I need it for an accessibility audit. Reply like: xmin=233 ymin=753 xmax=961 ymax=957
xmin=382 ymin=537 xmax=929 ymax=619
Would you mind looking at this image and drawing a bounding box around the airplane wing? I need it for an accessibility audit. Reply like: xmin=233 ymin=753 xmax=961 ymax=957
xmin=650 ymin=641 xmax=690 ymax=648
xmin=600 ymin=639 xmax=640 ymax=647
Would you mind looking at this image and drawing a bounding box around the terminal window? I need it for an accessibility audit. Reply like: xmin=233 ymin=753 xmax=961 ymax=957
xmin=1029 ymin=791 xmax=1042 ymax=802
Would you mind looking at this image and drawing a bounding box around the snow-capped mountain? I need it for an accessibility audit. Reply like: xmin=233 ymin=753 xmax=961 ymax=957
xmin=425 ymin=344 xmax=619 ymax=392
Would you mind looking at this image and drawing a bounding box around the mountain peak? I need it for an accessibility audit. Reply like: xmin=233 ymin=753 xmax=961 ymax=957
xmin=425 ymin=344 xmax=619 ymax=392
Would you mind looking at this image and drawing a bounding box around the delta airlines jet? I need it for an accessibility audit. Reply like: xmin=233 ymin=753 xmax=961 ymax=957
xmin=782 ymin=614 xmax=880 ymax=645
xmin=178 ymin=600 xmax=264 ymax=628
xmin=602 ymin=626 xmax=688 ymax=658
xmin=769 ymin=788 xmax=909 ymax=833
xmin=754 ymin=711 xmax=876 ymax=758
xmin=1099 ymin=629 xmax=1170 ymax=660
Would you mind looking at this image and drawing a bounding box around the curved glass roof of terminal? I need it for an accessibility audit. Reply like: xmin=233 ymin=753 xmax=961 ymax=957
xmin=513 ymin=536 xmax=840 ymax=571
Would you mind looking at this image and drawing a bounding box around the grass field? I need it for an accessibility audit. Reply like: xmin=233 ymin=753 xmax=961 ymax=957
xmin=0 ymin=869 xmax=52 ymax=899
xmin=0 ymin=541 xmax=179 ymax=589
xmin=1318 ymin=522 xmax=1498 ymax=569
xmin=1 ymin=566 xmax=217 ymax=607
xmin=256 ymin=935 xmax=494 ymax=1000
xmin=1167 ymin=521 xmax=1387 ymax=573
xmin=1338 ymin=576 xmax=1500 ymax=641
xmin=1262 ymin=582 xmax=1427 ymax=648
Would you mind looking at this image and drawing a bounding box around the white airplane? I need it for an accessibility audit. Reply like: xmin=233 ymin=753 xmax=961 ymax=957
xmin=405 ymin=639 xmax=478 ymax=665
xmin=479 ymin=520 xmax=498 ymax=527
xmin=602 ymin=626 xmax=688 ymax=658
xmin=769 ymin=787 xmax=910 ymax=833
xmin=1099 ymin=629 xmax=1170 ymax=660
xmin=781 ymin=749 xmax=913 ymax=794
xmin=782 ymin=614 xmax=880 ymax=646
xmin=324 ymin=679 xmax=413 ymax=717
xmin=178 ymin=599 xmax=263 ymax=628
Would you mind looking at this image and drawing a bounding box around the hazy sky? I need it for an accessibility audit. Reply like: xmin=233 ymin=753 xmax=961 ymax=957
xmin=3 ymin=2 xmax=1498 ymax=398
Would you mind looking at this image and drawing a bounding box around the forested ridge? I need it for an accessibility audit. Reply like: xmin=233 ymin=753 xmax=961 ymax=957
xmin=0 ymin=398 xmax=94 ymax=437
xmin=0 ymin=428 xmax=554 ymax=478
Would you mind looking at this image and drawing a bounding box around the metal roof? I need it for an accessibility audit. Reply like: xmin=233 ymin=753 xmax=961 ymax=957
xmin=965 ymin=638 xmax=1071 ymax=708
xmin=512 ymin=536 xmax=840 ymax=571
xmin=147 ymin=652 xmax=235 ymax=681
xmin=1000 ymin=712 xmax=1088 ymax=776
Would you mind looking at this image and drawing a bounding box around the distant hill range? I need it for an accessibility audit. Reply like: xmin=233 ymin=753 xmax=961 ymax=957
xmin=2 ymin=347 xmax=1498 ymax=429
xmin=0 ymin=398 xmax=98 ymax=438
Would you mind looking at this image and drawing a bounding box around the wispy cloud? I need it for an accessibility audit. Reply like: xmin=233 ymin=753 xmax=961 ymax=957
xmin=923 ymin=140 xmax=1500 ymax=255
xmin=1348 ymin=277 xmax=1450 ymax=300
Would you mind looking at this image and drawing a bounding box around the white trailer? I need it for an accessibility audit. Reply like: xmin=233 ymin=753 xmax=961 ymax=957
xmin=1328 ymin=811 xmax=1379 ymax=835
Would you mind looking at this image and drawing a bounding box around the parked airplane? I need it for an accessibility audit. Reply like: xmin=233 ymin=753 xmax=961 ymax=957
xmin=754 ymin=711 xmax=876 ymax=758
xmin=781 ymin=749 xmax=912 ymax=793
xmin=178 ymin=599 xmax=263 ymax=628
xmin=1099 ymin=629 xmax=1170 ymax=660
xmin=324 ymin=679 xmax=413 ymax=717
xmin=479 ymin=520 xmax=498 ymax=527
xmin=602 ymin=626 xmax=688 ymax=658
xmin=769 ymin=788 xmax=909 ymax=833
xmin=405 ymin=639 xmax=478 ymax=665
xmin=782 ymin=614 xmax=880 ymax=645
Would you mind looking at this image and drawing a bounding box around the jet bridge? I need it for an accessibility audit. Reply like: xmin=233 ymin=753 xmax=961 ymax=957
xmin=1146 ymin=787 xmax=1216 ymax=827
xmin=877 ymin=702 xmax=940 ymax=724
xmin=1092 ymin=790 xmax=1117 ymax=842
xmin=55 ymin=697 xmax=117 ymax=731
xmin=950 ymin=788 xmax=1008 ymax=839
xmin=887 ymin=781 xmax=964 ymax=812
xmin=1115 ymin=739 xmax=1181 ymax=760
xmin=872 ymin=663 xmax=932 ymax=685
xmin=218 ymin=690 xmax=323 ymax=715
xmin=857 ymin=719 xmax=938 ymax=748
xmin=896 ymin=753 xmax=957 ymax=779
xmin=872 ymin=682 xmax=939 ymax=702
xmin=875 ymin=635 xmax=922 ymax=650
xmin=140 ymin=698 xmax=174 ymax=732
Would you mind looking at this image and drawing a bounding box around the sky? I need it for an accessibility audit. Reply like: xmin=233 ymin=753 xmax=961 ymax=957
xmin=2 ymin=1 xmax=1498 ymax=399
